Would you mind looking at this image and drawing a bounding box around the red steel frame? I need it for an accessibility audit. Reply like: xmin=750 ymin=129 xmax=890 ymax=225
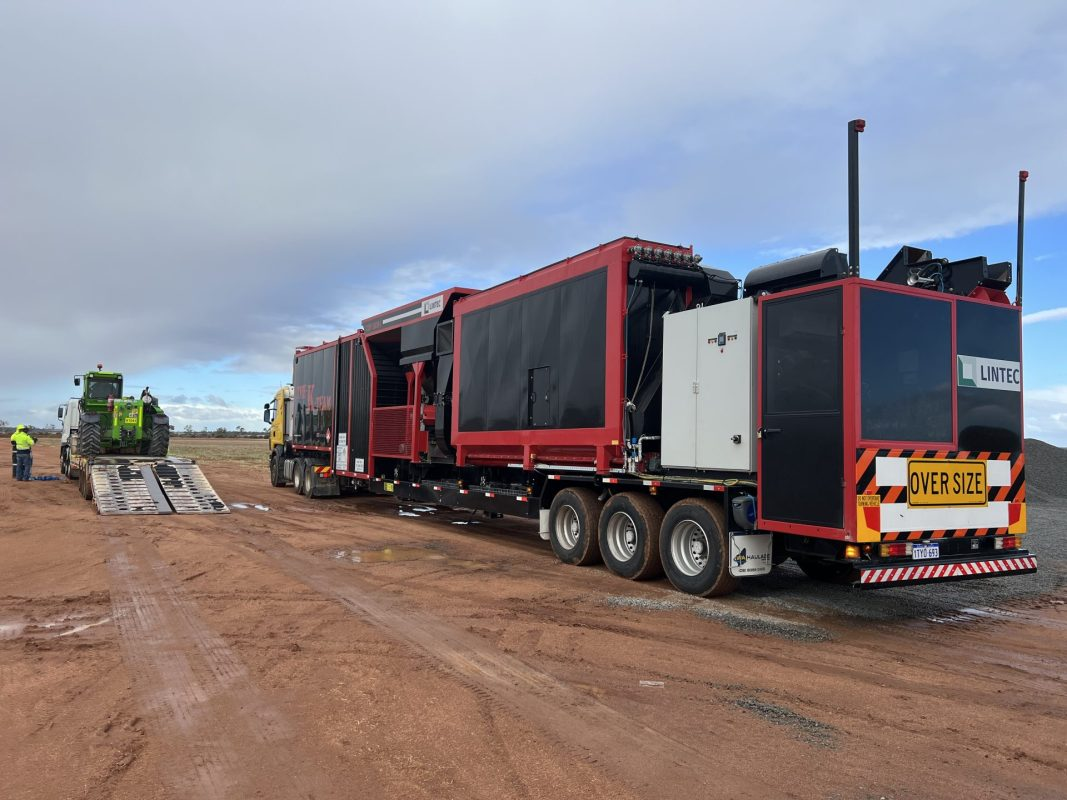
xmin=449 ymin=237 xmax=693 ymax=473
xmin=756 ymin=276 xmax=1021 ymax=543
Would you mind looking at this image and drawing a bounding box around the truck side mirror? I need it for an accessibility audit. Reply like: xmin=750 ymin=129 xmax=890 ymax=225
xmin=74 ymin=376 xmax=81 ymax=387
xmin=57 ymin=406 xmax=64 ymax=419
xmin=262 ymin=403 xmax=271 ymax=424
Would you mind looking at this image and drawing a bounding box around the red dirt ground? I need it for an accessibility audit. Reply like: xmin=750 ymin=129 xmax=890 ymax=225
xmin=1 ymin=441 xmax=1064 ymax=799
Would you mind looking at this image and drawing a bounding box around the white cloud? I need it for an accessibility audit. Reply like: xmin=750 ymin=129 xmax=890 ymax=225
xmin=1 ymin=1 xmax=1066 ymax=422
xmin=1026 ymin=385 xmax=1067 ymax=446
xmin=1023 ymin=307 xmax=1067 ymax=325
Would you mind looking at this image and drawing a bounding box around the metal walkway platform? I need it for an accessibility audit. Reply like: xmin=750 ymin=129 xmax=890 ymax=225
xmin=90 ymin=458 xmax=229 ymax=516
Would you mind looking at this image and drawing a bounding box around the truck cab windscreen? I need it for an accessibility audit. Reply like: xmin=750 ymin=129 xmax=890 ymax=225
xmin=87 ymin=379 xmax=122 ymax=400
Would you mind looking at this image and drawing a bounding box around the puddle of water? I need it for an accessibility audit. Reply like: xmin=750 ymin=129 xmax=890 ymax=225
xmin=1 ymin=615 xmax=111 ymax=639
xmin=451 ymin=520 xmax=481 ymax=526
xmin=411 ymin=506 xmax=437 ymax=513
xmin=398 ymin=511 xmax=421 ymax=517
xmin=329 ymin=546 xmax=446 ymax=564
xmin=57 ymin=617 xmax=112 ymax=637
xmin=928 ymin=605 xmax=1017 ymax=625
xmin=324 ymin=546 xmax=486 ymax=569
xmin=0 ymin=621 xmax=27 ymax=639
xmin=253 ymin=504 xmax=270 ymax=512
xmin=231 ymin=502 xmax=250 ymax=509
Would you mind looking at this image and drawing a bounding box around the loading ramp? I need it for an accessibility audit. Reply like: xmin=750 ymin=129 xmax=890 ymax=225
xmin=79 ymin=456 xmax=229 ymax=516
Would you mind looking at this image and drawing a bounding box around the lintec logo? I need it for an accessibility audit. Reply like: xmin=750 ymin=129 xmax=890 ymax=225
xmin=421 ymin=294 xmax=444 ymax=316
xmin=957 ymin=355 xmax=1021 ymax=392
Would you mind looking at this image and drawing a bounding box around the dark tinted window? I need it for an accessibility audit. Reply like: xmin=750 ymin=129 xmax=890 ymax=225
xmin=956 ymin=301 xmax=1022 ymax=451
xmin=87 ymin=379 xmax=122 ymax=400
xmin=764 ymin=290 xmax=841 ymax=415
xmin=861 ymin=289 xmax=951 ymax=442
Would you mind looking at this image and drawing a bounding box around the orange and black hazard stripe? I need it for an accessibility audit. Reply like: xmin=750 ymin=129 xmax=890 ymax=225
xmin=854 ymin=449 xmax=1025 ymax=542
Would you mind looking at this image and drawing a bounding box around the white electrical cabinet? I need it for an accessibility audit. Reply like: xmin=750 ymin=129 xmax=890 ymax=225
xmin=661 ymin=297 xmax=757 ymax=472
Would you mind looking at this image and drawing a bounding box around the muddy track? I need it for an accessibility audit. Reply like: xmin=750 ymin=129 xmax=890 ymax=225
xmin=223 ymin=522 xmax=768 ymax=798
xmin=106 ymin=531 xmax=328 ymax=799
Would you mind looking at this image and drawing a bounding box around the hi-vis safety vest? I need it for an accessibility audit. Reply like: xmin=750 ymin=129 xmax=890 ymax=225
xmin=10 ymin=430 xmax=35 ymax=451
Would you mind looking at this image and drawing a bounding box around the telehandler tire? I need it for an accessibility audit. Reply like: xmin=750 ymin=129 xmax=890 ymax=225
xmin=77 ymin=419 xmax=102 ymax=458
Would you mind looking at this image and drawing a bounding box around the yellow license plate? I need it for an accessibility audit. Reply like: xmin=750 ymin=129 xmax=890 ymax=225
xmin=124 ymin=415 xmax=138 ymax=425
xmin=384 ymin=482 xmax=394 ymax=493
xmin=907 ymin=459 xmax=987 ymax=507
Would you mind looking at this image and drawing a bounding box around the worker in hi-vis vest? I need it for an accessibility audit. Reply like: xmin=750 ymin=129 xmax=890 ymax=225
xmin=10 ymin=425 xmax=36 ymax=481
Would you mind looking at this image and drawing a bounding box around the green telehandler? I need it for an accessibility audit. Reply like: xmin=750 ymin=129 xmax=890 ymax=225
xmin=59 ymin=365 xmax=170 ymax=473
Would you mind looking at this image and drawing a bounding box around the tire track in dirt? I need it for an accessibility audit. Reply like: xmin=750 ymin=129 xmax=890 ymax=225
xmin=106 ymin=531 xmax=328 ymax=799
xmin=226 ymin=525 xmax=774 ymax=799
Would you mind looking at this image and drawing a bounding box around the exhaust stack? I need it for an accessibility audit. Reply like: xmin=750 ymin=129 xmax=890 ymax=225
xmin=1016 ymin=170 xmax=1028 ymax=307
xmin=848 ymin=119 xmax=865 ymax=277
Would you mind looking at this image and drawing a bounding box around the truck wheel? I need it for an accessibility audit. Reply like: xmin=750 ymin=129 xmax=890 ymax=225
xmin=269 ymin=451 xmax=287 ymax=487
xmin=147 ymin=424 xmax=170 ymax=457
xmin=795 ymin=558 xmax=852 ymax=582
xmin=60 ymin=447 xmax=73 ymax=479
xmin=659 ymin=498 xmax=738 ymax=597
xmin=77 ymin=419 xmax=102 ymax=458
xmin=599 ymin=493 xmax=664 ymax=580
xmin=78 ymin=468 xmax=94 ymax=501
xmin=549 ymin=488 xmax=602 ymax=566
xmin=293 ymin=459 xmax=306 ymax=495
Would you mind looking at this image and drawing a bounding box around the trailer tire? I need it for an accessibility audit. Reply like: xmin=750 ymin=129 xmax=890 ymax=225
xmin=549 ymin=488 xmax=602 ymax=566
xmin=293 ymin=459 xmax=307 ymax=495
xmin=659 ymin=498 xmax=738 ymax=597
xmin=77 ymin=419 xmax=102 ymax=458
xmin=598 ymin=493 xmax=664 ymax=580
xmin=795 ymin=558 xmax=852 ymax=582
xmin=78 ymin=468 xmax=93 ymax=501
xmin=60 ymin=447 xmax=74 ymax=479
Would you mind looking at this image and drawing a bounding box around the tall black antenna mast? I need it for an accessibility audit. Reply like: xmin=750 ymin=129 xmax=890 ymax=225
xmin=847 ymin=119 xmax=865 ymax=277
xmin=1016 ymin=170 xmax=1028 ymax=307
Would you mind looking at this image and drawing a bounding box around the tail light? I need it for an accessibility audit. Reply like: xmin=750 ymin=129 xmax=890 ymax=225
xmin=880 ymin=542 xmax=913 ymax=558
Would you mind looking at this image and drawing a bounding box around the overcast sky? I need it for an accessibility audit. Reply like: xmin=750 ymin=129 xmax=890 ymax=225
xmin=1 ymin=1 xmax=1065 ymax=444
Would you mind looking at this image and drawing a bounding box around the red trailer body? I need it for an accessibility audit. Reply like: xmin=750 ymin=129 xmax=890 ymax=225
xmin=450 ymin=237 xmax=682 ymax=472
xmin=267 ymin=235 xmax=1035 ymax=596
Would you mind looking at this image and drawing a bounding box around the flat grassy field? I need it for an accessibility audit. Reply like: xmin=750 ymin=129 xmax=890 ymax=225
xmin=168 ymin=437 xmax=266 ymax=466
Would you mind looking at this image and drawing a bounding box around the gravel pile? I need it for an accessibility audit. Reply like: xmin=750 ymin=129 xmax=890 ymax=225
xmin=1025 ymin=438 xmax=1067 ymax=501
xmin=733 ymin=697 xmax=836 ymax=747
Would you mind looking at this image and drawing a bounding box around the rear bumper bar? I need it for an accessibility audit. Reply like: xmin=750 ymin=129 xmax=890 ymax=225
xmin=854 ymin=551 xmax=1036 ymax=589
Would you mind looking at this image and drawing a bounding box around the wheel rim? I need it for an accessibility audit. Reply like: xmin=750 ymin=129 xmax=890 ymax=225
xmin=295 ymin=463 xmax=304 ymax=492
xmin=605 ymin=511 xmax=639 ymax=563
xmin=554 ymin=504 xmax=581 ymax=550
xmin=671 ymin=519 xmax=711 ymax=577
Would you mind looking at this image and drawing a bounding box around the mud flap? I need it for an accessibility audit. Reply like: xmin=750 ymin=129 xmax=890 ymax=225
xmin=728 ymin=532 xmax=773 ymax=577
xmin=307 ymin=466 xmax=341 ymax=498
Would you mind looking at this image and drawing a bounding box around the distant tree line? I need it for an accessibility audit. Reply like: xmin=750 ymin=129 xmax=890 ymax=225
xmin=0 ymin=420 xmax=266 ymax=439
xmin=173 ymin=425 xmax=269 ymax=439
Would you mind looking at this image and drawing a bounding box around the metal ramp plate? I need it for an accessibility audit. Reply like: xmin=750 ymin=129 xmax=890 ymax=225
xmin=153 ymin=463 xmax=230 ymax=514
xmin=92 ymin=464 xmax=173 ymax=515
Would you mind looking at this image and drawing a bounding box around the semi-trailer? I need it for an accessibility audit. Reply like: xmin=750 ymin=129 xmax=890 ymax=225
xmin=264 ymin=125 xmax=1035 ymax=596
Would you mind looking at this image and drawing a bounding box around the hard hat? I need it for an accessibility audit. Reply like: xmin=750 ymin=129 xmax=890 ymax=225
xmin=15 ymin=424 xmax=25 ymax=431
